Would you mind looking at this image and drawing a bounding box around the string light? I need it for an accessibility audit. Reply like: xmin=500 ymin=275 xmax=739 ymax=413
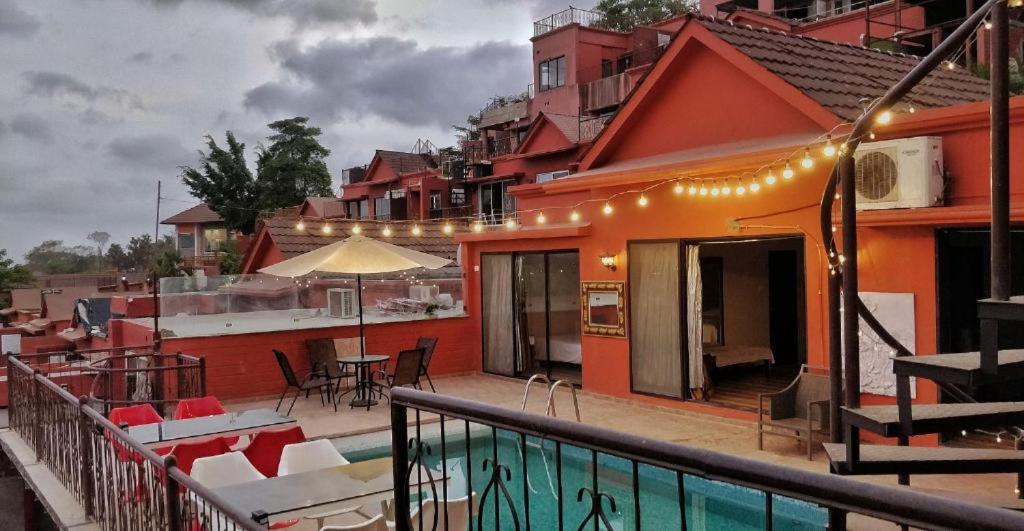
xmin=688 ymin=182 xmax=698 ymax=195
xmin=603 ymin=203 xmax=614 ymax=215
xmin=637 ymin=194 xmax=648 ymax=207
xmin=442 ymin=222 xmax=454 ymax=235
xmin=472 ymin=221 xmax=484 ymax=233
xmin=765 ymin=168 xmax=777 ymax=186
xmin=536 ymin=211 xmax=547 ymax=224
xmin=736 ymin=179 xmax=746 ymax=196
xmin=721 ymin=180 xmax=732 ymax=196
xmin=505 ymin=217 xmax=518 ymax=230
xmin=985 ymin=20 xmax=993 ymax=30
xmin=749 ymin=178 xmax=761 ymax=193
xmin=782 ymin=161 xmax=795 ymax=180
xmin=710 ymin=183 xmax=720 ymax=197
xmin=908 ymin=104 xmax=916 ymax=114
xmin=869 ymin=131 xmax=876 ymax=140
xmin=382 ymin=225 xmax=393 ymax=237
xmin=295 ymin=220 xmax=305 ymax=231
xmin=411 ymin=224 xmax=422 ymax=236
xmin=673 ymin=180 xmax=684 ymax=195
xmin=800 ymin=148 xmax=814 ymax=169
xmin=699 ymin=183 xmax=708 ymax=196
xmin=322 ymin=224 xmax=333 ymax=235
xmin=569 ymin=210 xmax=580 ymax=222
xmin=350 ymin=224 xmax=360 ymax=235
xmin=946 ymin=61 xmax=956 ymax=70
xmin=875 ymin=109 xmax=893 ymax=125
xmin=823 ymin=135 xmax=836 ymax=158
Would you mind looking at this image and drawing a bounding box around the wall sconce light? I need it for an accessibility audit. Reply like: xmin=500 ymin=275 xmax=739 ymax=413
xmin=600 ymin=254 xmax=617 ymax=271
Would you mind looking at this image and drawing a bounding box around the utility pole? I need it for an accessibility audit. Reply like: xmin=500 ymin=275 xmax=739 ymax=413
xmin=153 ymin=180 xmax=162 ymax=351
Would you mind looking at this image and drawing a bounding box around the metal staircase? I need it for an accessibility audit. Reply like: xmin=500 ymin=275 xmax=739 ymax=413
xmin=821 ymin=0 xmax=1024 ymax=506
xmin=521 ymin=373 xmax=581 ymax=421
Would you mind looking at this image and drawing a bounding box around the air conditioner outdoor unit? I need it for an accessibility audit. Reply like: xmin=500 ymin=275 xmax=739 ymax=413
xmin=853 ymin=136 xmax=943 ymax=211
xmin=409 ymin=285 xmax=439 ymax=302
xmin=326 ymin=288 xmax=358 ymax=319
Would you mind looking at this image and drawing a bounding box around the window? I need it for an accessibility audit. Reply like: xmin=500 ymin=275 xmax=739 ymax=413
xmin=202 ymin=227 xmax=227 ymax=253
xmin=479 ymin=181 xmax=513 ymax=223
xmin=346 ymin=200 xmax=369 ymax=219
xmin=374 ymin=197 xmax=391 ymax=220
xmin=601 ymin=59 xmax=613 ymax=78
xmin=450 ymin=188 xmax=466 ymax=206
xmin=177 ymin=233 xmax=195 ymax=253
xmin=429 ymin=191 xmax=443 ymax=210
xmin=538 ymin=56 xmax=566 ymax=91
xmin=700 ymin=257 xmax=725 ymax=346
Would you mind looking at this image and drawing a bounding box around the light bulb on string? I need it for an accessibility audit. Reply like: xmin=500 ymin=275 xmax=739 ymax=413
xmin=946 ymin=61 xmax=955 ymax=70
xmin=674 ymin=180 xmax=684 ymax=195
xmin=442 ymin=222 xmax=454 ymax=235
xmin=985 ymin=20 xmax=993 ymax=30
xmin=637 ymin=194 xmax=648 ymax=207
xmin=505 ymin=217 xmax=518 ymax=230
xmin=382 ymin=225 xmax=393 ymax=237
xmin=603 ymin=203 xmax=614 ymax=215
xmin=688 ymin=182 xmax=698 ymax=195
xmin=736 ymin=179 xmax=746 ymax=196
xmin=350 ymin=224 xmax=360 ymax=235
xmin=710 ymin=183 xmax=720 ymax=197
xmin=411 ymin=224 xmax=422 ymax=236
xmin=875 ymin=109 xmax=892 ymax=125
xmin=750 ymin=178 xmax=761 ymax=193
xmin=536 ymin=211 xmax=547 ymax=224
xmin=765 ymin=169 xmax=777 ymax=186
xmin=869 ymin=131 xmax=876 ymax=140
xmin=322 ymin=224 xmax=333 ymax=235
xmin=800 ymin=148 xmax=814 ymax=169
xmin=569 ymin=210 xmax=580 ymax=222
xmin=699 ymin=183 xmax=708 ymax=196
xmin=721 ymin=180 xmax=732 ymax=196
xmin=782 ymin=162 xmax=795 ymax=180
xmin=472 ymin=221 xmax=484 ymax=233
xmin=823 ymin=135 xmax=836 ymax=158
xmin=295 ymin=220 xmax=305 ymax=231
xmin=908 ymin=104 xmax=916 ymax=114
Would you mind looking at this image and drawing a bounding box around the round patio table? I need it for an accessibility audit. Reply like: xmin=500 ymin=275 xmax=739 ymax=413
xmin=337 ymin=355 xmax=390 ymax=409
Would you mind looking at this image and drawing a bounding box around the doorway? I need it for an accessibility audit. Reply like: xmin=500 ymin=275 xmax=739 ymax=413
xmin=481 ymin=251 xmax=582 ymax=384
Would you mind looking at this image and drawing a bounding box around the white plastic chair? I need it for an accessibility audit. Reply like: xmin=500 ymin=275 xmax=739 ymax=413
xmin=386 ymin=493 xmax=476 ymax=531
xmin=322 ymin=513 xmax=387 ymax=531
xmin=190 ymin=452 xmax=266 ymax=488
xmin=278 ymin=439 xmax=350 ymax=476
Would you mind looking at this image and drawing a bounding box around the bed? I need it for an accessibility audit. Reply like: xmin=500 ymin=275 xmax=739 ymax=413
xmin=548 ymin=334 xmax=582 ymax=364
xmin=703 ymin=345 xmax=775 ymax=369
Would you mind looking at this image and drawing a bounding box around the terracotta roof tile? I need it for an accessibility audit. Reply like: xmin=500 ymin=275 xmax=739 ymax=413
xmin=376 ymin=150 xmax=438 ymax=176
xmin=261 ymin=216 xmax=461 ymax=277
xmin=160 ymin=204 xmax=222 ymax=225
xmin=698 ymin=17 xmax=990 ymax=121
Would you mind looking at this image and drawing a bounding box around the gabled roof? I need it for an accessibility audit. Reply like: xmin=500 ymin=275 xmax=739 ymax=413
xmin=242 ymin=216 xmax=461 ymax=277
xmin=160 ymin=204 xmax=222 ymax=225
xmin=701 ymin=16 xmax=990 ymax=121
xmin=514 ymin=112 xmax=578 ymax=156
xmin=374 ymin=150 xmax=438 ymax=176
xmin=299 ymin=197 xmax=344 ymax=218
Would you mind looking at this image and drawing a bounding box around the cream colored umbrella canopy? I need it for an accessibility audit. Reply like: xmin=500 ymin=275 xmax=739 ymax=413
xmin=258 ymin=234 xmax=452 ymax=360
xmin=258 ymin=234 xmax=451 ymax=277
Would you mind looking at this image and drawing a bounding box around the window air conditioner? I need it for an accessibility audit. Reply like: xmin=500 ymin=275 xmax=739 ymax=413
xmin=537 ymin=170 xmax=570 ymax=183
xmin=327 ymin=288 xmax=358 ymax=319
xmin=853 ymin=136 xmax=943 ymax=211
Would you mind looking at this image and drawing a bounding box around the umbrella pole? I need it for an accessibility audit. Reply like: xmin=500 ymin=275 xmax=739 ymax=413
xmin=357 ymin=274 xmax=365 ymax=359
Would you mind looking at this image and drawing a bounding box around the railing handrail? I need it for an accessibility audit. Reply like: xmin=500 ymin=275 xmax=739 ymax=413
xmin=391 ymin=387 xmax=1024 ymax=530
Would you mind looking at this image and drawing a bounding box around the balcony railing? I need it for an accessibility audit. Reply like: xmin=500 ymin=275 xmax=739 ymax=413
xmin=579 ymin=114 xmax=610 ymax=142
xmin=582 ymin=72 xmax=629 ymax=112
xmin=389 ymin=388 xmax=1024 ymax=531
xmin=5 ymin=352 xmax=260 ymax=531
xmin=534 ymin=7 xmax=604 ymax=36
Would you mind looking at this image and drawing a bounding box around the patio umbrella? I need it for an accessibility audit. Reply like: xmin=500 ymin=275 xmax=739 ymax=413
xmin=258 ymin=234 xmax=451 ymax=357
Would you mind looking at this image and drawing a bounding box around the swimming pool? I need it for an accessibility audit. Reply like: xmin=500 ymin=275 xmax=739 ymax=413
xmin=343 ymin=427 xmax=827 ymax=530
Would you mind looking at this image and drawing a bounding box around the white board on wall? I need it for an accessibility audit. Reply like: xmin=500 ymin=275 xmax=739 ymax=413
xmin=841 ymin=292 xmax=916 ymax=398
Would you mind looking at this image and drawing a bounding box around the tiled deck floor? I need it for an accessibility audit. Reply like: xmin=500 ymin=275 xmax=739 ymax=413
xmin=228 ymin=373 xmax=1022 ymax=527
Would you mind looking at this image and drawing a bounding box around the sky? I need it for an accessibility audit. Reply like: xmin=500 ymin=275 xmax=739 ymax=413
xmin=0 ymin=0 xmax=585 ymax=261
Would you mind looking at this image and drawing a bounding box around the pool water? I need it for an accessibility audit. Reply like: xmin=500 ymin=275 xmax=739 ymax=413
xmin=345 ymin=428 xmax=827 ymax=530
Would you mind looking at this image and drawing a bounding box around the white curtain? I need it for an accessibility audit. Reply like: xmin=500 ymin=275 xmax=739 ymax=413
xmin=629 ymin=242 xmax=683 ymax=398
xmin=482 ymin=254 xmax=515 ymax=376
xmin=686 ymin=244 xmax=706 ymax=395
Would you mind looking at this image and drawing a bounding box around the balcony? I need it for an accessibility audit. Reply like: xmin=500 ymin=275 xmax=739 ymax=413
xmin=533 ymin=7 xmax=604 ymax=36
xmin=478 ymin=98 xmax=529 ymax=129
xmin=582 ymin=72 xmax=629 ymax=112
xmin=579 ymin=114 xmax=610 ymax=142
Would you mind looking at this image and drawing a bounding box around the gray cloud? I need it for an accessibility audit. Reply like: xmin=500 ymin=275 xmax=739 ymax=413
xmin=245 ymin=37 xmax=530 ymax=128
xmin=142 ymin=0 xmax=377 ymax=28
xmin=0 ymin=0 xmax=40 ymax=37
xmin=22 ymin=71 xmax=145 ymax=110
xmin=0 ymin=120 xmax=7 ymax=137
xmin=127 ymin=51 xmax=154 ymax=63
xmin=491 ymin=0 xmax=589 ymax=20
xmin=9 ymin=113 xmax=54 ymax=143
xmin=107 ymin=134 xmax=193 ymax=169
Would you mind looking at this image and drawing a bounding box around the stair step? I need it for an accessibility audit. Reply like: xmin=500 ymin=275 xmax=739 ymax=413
xmin=892 ymin=349 xmax=1024 ymax=386
xmin=823 ymin=443 xmax=1024 ymax=475
xmin=843 ymin=403 xmax=1024 ymax=437
xmin=978 ymin=296 xmax=1024 ymax=321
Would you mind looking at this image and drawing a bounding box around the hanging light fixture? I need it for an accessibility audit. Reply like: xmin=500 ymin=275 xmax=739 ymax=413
xmin=688 ymin=181 xmax=698 ymax=195
xmin=569 ymin=210 xmax=580 ymax=222
xmin=699 ymin=182 xmax=708 ymax=197
xmin=782 ymin=161 xmax=795 ymax=180
xmin=875 ymin=109 xmax=893 ymax=125
xmin=411 ymin=224 xmax=422 ymax=236
xmin=800 ymin=148 xmax=814 ymax=169
xmin=710 ymin=182 xmax=720 ymax=197
xmin=673 ymin=180 xmax=684 ymax=195
xmin=536 ymin=211 xmax=547 ymax=224
xmin=721 ymin=180 xmax=732 ymax=196
xmin=823 ymin=135 xmax=837 ymax=158
xmin=472 ymin=221 xmax=484 ymax=233
xmin=750 ymin=177 xmax=761 ymax=193
xmin=382 ymin=225 xmax=393 ymax=237
xmin=735 ymin=179 xmax=746 ymax=196
xmin=349 ymin=224 xmax=359 ymax=235
xmin=505 ymin=217 xmax=518 ymax=230
xmin=442 ymin=222 xmax=454 ymax=235
xmin=637 ymin=194 xmax=648 ymax=207
xmin=322 ymin=224 xmax=333 ymax=235
xmin=602 ymin=203 xmax=614 ymax=215
xmin=765 ymin=168 xmax=777 ymax=186
xmin=295 ymin=220 xmax=305 ymax=231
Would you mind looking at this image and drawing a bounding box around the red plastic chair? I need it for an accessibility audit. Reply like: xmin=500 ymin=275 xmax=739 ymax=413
xmin=168 ymin=437 xmax=232 ymax=475
xmin=108 ymin=404 xmax=163 ymax=428
xmin=242 ymin=426 xmax=306 ymax=478
xmin=173 ymin=396 xmax=239 ymax=446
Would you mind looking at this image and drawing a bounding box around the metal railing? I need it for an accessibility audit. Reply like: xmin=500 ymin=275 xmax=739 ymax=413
xmin=533 ymin=7 xmax=604 ymax=36
xmin=390 ymin=388 xmax=1024 ymax=531
xmin=5 ymin=354 xmax=262 ymax=530
xmin=579 ymin=114 xmax=610 ymax=142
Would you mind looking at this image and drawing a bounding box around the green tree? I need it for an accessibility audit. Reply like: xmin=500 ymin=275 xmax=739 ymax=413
xmin=125 ymin=235 xmax=155 ymax=272
xmin=152 ymin=248 xmax=185 ymax=278
xmin=181 ymin=132 xmax=259 ymax=234
xmin=0 ymin=249 xmax=34 ymax=309
xmin=217 ymin=239 xmax=243 ymax=275
xmin=87 ymin=230 xmax=111 ymax=272
xmin=255 ymin=117 xmax=334 ymax=213
xmin=24 ymin=240 xmax=93 ymax=274
xmin=106 ymin=243 xmax=131 ymax=271
xmin=593 ymin=0 xmax=696 ymax=32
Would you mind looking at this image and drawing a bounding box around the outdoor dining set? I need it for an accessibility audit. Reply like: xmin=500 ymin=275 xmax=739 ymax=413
xmin=272 ymin=335 xmax=439 ymax=415
xmin=110 ymin=395 xmax=459 ymax=530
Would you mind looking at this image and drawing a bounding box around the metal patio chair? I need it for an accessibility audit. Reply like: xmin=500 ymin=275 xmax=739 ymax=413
xmin=415 ymin=337 xmax=439 ymax=393
xmin=272 ymin=349 xmax=333 ymax=415
xmin=757 ymin=364 xmax=830 ymax=460
xmin=374 ymin=348 xmax=425 ymax=402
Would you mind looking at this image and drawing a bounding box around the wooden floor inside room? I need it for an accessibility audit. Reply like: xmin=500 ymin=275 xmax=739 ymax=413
xmin=706 ymin=365 xmax=799 ymax=412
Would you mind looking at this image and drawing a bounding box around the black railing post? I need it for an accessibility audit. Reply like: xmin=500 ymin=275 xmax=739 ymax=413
xmin=32 ymin=370 xmax=42 ymax=457
xmin=828 ymin=267 xmax=843 ymax=443
xmin=77 ymin=396 xmax=95 ymax=517
xmin=165 ymin=456 xmax=181 ymax=531
xmin=198 ymin=355 xmax=207 ymax=398
xmin=990 ymin=0 xmax=1010 ymax=303
xmin=839 ymin=154 xmax=859 ymax=412
xmin=391 ymin=402 xmax=411 ymax=531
